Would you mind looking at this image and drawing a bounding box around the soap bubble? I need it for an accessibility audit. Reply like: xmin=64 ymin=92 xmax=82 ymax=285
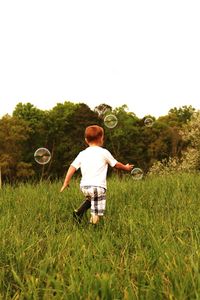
xmin=131 ymin=168 xmax=144 ymax=180
xmin=104 ymin=114 xmax=118 ymax=128
xmin=144 ymin=118 xmax=154 ymax=127
xmin=34 ymin=148 xmax=51 ymax=165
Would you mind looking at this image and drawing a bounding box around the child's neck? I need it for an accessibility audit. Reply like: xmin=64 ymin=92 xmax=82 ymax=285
xmin=88 ymin=143 xmax=100 ymax=147
xmin=86 ymin=137 xmax=104 ymax=147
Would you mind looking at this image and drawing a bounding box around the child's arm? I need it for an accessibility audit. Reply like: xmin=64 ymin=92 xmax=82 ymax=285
xmin=60 ymin=165 xmax=76 ymax=192
xmin=114 ymin=162 xmax=134 ymax=172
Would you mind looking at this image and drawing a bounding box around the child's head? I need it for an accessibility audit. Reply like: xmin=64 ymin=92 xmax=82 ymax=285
xmin=85 ymin=125 xmax=104 ymax=146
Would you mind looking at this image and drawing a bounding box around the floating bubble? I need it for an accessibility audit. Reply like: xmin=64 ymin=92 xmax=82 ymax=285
xmin=131 ymin=168 xmax=144 ymax=180
xmin=34 ymin=148 xmax=51 ymax=165
xmin=144 ymin=118 xmax=154 ymax=127
xmin=104 ymin=114 xmax=118 ymax=128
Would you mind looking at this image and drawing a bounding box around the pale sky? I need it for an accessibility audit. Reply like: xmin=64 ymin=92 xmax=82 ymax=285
xmin=0 ymin=0 xmax=200 ymax=118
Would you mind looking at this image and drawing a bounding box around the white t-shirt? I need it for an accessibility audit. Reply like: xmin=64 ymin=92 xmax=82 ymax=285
xmin=71 ymin=146 xmax=118 ymax=189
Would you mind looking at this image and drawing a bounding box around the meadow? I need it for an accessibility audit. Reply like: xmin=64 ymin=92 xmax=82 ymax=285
xmin=0 ymin=173 xmax=200 ymax=299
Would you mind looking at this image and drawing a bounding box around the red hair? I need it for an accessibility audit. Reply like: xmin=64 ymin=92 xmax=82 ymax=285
xmin=85 ymin=125 xmax=104 ymax=143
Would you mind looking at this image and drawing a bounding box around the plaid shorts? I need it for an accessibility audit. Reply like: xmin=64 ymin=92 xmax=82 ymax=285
xmin=80 ymin=186 xmax=106 ymax=216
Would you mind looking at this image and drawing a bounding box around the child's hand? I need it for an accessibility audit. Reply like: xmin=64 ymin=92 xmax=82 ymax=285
xmin=60 ymin=166 xmax=76 ymax=192
xmin=60 ymin=184 xmax=69 ymax=193
xmin=114 ymin=162 xmax=134 ymax=172
xmin=125 ymin=163 xmax=134 ymax=171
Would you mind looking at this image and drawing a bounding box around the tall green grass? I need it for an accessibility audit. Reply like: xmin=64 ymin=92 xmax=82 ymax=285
xmin=0 ymin=174 xmax=200 ymax=299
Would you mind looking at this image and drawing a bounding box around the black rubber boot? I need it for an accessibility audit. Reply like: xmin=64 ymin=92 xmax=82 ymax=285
xmin=73 ymin=199 xmax=91 ymax=223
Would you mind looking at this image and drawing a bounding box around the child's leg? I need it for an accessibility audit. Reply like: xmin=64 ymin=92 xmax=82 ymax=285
xmin=90 ymin=187 xmax=106 ymax=225
xmin=73 ymin=197 xmax=91 ymax=221
xmin=90 ymin=215 xmax=100 ymax=224
xmin=75 ymin=198 xmax=91 ymax=217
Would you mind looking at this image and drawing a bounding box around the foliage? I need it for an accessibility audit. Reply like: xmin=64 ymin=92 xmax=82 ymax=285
xmin=181 ymin=110 xmax=200 ymax=148
xmin=0 ymin=102 xmax=197 ymax=183
xmin=148 ymin=109 xmax=199 ymax=176
xmin=48 ymin=102 xmax=100 ymax=178
xmin=180 ymin=110 xmax=200 ymax=170
xmin=168 ymin=105 xmax=195 ymax=124
xmin=94 ymin=103 xmax=112 ymax=118
xmin=148 ymin=148 xmax=199 ymax=176
xmin=0 ymin=115 xmax=33 ymax=182
xmin=16 ymin=162 xmax=35 ymax=179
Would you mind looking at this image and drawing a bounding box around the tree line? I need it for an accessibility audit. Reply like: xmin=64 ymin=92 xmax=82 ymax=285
xmin=0 ymin=101 xmax=196 ymax=184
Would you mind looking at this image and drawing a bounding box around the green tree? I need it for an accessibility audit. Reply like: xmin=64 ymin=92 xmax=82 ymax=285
xmin=50 ymin=102 xmax=100 ymax=178
xmin=0 ymin=115 xmax=33 ymax=183
xmin=102 ymin=105 xmax=143 ymax=173
xmin=94 ymin=103 xmax=112 ymax=118
xmin=148 ymin=107 xmax=197 ymax=175
xmin=156 ymin=106 xmax=195 ymax=158
xmin=180 ymin=110 xmax=200 ymax=170
xmin=13 ymin=102 xmax=49 ymax=161
xmin=46 ymin=101 xmax=80 ymax=178
xmin=168 ymin=105 xmax=195 ymax=124
xmin=13 ymin=102 xmax=48 ymax=144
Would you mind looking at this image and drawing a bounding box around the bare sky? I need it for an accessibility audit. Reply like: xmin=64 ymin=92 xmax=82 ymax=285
xmin=0 ymin=0 xmax=200 ymax=118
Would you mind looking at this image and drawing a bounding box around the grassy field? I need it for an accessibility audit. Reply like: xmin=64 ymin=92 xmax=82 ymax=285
xmin=0 ymin=173 xmax=200 ymax=299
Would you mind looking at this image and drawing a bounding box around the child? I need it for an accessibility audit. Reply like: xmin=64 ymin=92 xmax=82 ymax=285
xmin=60 ymin=125 xmax=133 ymax=224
